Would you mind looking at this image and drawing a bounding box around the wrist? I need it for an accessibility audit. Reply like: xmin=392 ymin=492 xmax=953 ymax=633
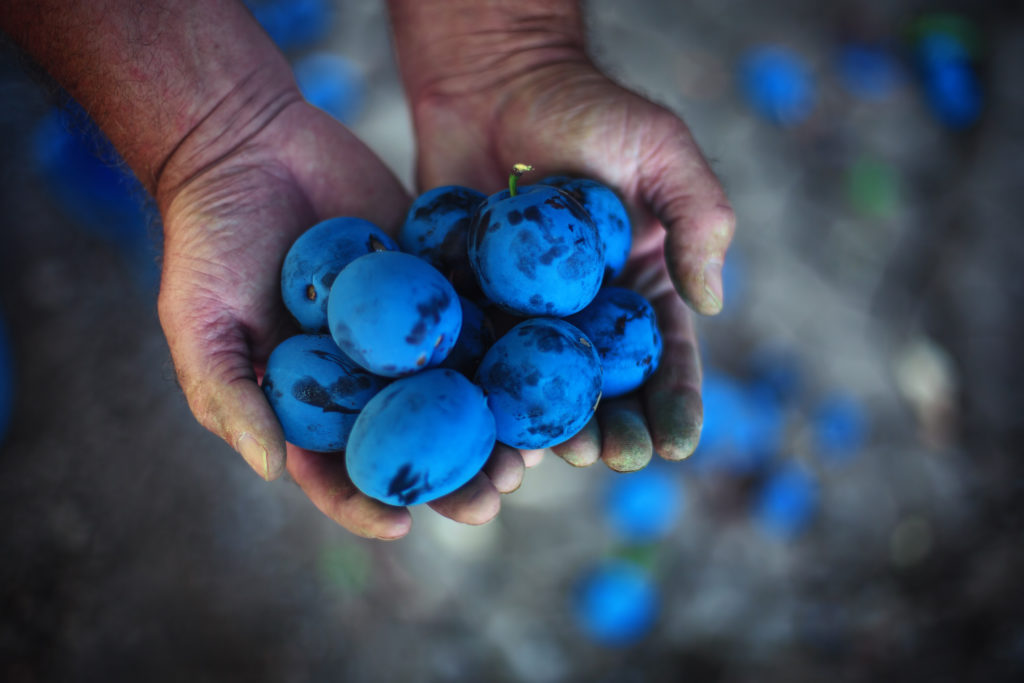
xmin=1 ymin=1 xmax=298 ymax=200
xmin=387 ymin=0 xmax=589 ymax=106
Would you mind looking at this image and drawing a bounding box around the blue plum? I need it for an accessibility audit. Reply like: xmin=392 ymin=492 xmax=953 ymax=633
xmin=281 ymin=217 xmax=398 ymax=333
xmin=439 ymin=296 xmax=495 ymax=377
xmin=398 ymin=185 xmax=487 ymax=297
xmin=261 ymin=334 xmax=389 ymax=452
xmin=468 ymin=185 xmax=604 ymax=316
xmin=475 ymin=318 xmax=602 ymax=449
xmin=566 ymin=287 xmax=662 ymax=398
xmin=572 ymin=560 xmax=659 ymax=646
xmin=327 ymin=251 xmax=461 ymax=377
xmin=539 ymin=176 xmax=632 ymax=281
xmin=605 ymin=465 xmax=683 ymax=543
xmin=346 ymin=368 xmax=496 ymax=506
xmin=753 ymin=463 xmax=819 ymax=539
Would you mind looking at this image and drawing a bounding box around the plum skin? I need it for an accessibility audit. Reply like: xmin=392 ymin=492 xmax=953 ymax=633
xmin=281 ymin=217 xmax=398 ymax=333
xmin=261 ymin=334 xmax=390 ymax=452
xmin=468 ymin=185 xmax=604 ymax=316
xmin=566 ymin=287 xmax=662 ymax=398
xmin=540 ymin=176 xmax=632 ymax=282
xmin=345 ymin=368 xmax=496 ymax=506
xmin=475 ymin=317 xmax=602 ymax=449
xmin=398 ymin=185 xmax=486 ymax=296
xmin=439 ymin=295 xmax=495 ymax=377
xmin=327 ymin=250 xmax=462 ymax=378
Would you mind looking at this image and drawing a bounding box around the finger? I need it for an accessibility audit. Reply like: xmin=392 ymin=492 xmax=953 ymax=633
xmin=519 ymin=448 xmax=547 ymax=468
xmin=483 ymin=443 xmax=525 ymax=494
xmin=638 ymin=114 xmax=736 ymax=315
xmin=551 ymin=416 xmax=602 ymax=468
xmin=286 ymin=445 xmax=412 ymax=540
xmin=158 ymin=295 xmax=288 ymax=481
xmin=643 ymin=290 xmax=703 ymax=461
xmin=598 ymin=395 xmax=654 ymax=472
xmin=427 ymin=472 xmax=502 ymax=525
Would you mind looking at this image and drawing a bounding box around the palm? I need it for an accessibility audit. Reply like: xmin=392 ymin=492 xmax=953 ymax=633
xmin=411 ymin=62 xmax=733 ymax=468
xmin=157 ymin=101 xmax=505 ymax=537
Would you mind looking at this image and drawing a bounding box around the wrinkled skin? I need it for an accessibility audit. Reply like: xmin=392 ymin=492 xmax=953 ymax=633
xmin=407 ymin=59 xmax=736 ymax=472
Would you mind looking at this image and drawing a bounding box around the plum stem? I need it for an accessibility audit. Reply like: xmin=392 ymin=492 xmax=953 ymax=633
xmin=509 ymin=163 xmax=534 ymax=197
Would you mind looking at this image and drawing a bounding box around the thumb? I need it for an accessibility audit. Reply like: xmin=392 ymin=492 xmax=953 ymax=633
xmin=638 ymin=118 xmax=736 ymax=316
xmin=159 ymin=298 xmax=287 ymax=481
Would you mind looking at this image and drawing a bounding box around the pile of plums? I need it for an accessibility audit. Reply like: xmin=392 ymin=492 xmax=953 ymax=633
xmin=262 ymin=169 xmax=663 ymax=506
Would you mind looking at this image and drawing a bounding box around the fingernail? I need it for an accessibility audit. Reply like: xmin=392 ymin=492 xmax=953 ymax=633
xmin=237 ymin=433 xmax=269 ymax=480
xmin=702 ymin=259 xmax=724 ymax=314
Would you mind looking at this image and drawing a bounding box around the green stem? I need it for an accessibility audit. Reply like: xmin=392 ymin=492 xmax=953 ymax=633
xmin=509 ymin=163 xmax=533 ymax=197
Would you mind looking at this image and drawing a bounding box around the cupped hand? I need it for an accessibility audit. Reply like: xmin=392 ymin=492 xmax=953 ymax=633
xmin=156 ymin=98 xmax=520 ymax=538
xmin=408 ymin=59 xmax=736 ymax=471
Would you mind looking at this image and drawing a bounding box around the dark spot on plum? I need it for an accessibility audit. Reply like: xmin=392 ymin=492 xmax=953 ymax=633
xmin=614 ymin=315 xmax=628 ymax=335
xmin=523 ymin=205 xmax=542 ymax=223
xmin=535 ymin=328 xmax=567 ymax=354
xmin=543 ymin=195 xmax=569 ymax=211
xmin=542 ymin=376 xmax=568 ymax=401
xmin=514 ymin=231 xmax=540 ymax=279
xmin=639 ymin=354 xmax=653 ymax=368
xmin=262 ymin=376 xmax=275 ymax=393
xmin=507 ymin=210 xmax=523 ymax=225
xmin=292 ymin=376 xmax=360 ymax=414
xmin=524 ymin=370 xmax=541 ymax=386
xmin=539 ymin=243 xmax=569 ymax=265
xmin=529 ymin=294 xmax=543 ymax=307
xmin=387 ymin=464 xmax=428 ymax=505
xmin=406 ymin=289 xmax=453 ymax=345
xmin=526 ymin=422 xmax=565 ymax=439
xmin=485 ymin=359 xmax=523 ymax=400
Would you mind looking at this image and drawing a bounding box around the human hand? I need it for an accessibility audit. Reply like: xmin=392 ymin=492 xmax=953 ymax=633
xmin=156 ymin=96 xmax=521 ymax=538
xmin=393 ymin=13 xmax=735 ymax=471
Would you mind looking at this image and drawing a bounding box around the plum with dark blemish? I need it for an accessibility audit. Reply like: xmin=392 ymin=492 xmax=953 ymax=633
xmin=566 ymin=287 xmax=662 ymax=397
xmin=398 ymin=185 xmax=487 ymax=297
xmin=346 ymin=368 xmax=496 ymax=506
xmin=327 ymin=250 xmax=461 ymax=377
xmin=281 ymin=216 xmax=398 ymax=333
xmin=468 ymin=185 xmax=604 ymax=316
xmin=261 ymin=334 xmax=390 ymax=452
xmin=540 ymin=176 xmax=632 ymax=282
xmin=440 ymin=296 xmax=495 ymax=376
xmin=475 ymin=318 xmax=602 ymax=449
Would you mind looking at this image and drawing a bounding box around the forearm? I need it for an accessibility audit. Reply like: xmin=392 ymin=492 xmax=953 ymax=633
xmin=387 ymin=0 xmax=589 ymax=103
xmin=0 ymin=0 xmax=297 ymax=202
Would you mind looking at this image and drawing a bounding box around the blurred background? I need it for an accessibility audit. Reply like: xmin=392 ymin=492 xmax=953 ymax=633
xmin=1 ymin=0 xmax=1022 ymax=680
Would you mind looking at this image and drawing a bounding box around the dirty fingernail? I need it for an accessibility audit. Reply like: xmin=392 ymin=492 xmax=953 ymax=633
xmin=237 ymin=433 xmax=269 ymax=480
xmin=703 ymin=259 xmax=724 ymax=314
